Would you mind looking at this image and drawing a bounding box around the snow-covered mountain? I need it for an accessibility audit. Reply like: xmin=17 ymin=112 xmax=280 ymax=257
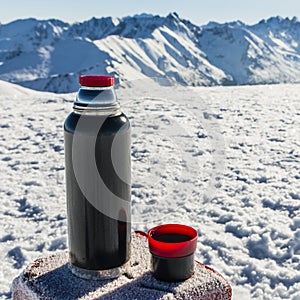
xmin=0 ymin=13 xmax=300 ymax=92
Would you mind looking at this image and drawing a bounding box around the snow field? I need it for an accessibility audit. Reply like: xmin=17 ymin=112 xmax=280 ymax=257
xmin=0 ymin=80 xmax=299 ymax=299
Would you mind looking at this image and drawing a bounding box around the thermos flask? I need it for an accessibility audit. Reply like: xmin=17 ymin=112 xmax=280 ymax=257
xmin=64 ymin=75 xmax=131 ymax=279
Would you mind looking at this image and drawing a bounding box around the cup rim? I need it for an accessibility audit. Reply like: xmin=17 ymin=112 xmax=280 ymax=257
xmin=148 ymin=224 xmax=198 ymax=258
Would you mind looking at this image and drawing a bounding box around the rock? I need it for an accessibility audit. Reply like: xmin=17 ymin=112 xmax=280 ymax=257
xmin=12 ymin=232 xmax=232 ymax=299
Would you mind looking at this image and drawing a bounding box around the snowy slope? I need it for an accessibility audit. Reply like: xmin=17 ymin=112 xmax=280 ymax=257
xmin=198 ymin=18 xmax=300 ymax=85
xmin=0 ymin=81 xmax=299 ymax=300
xmin=0 ymin=14 xmax=300 ymax=92
xmin=96 ymin=26 xmax=228 ymax=85
xmin=0 ymin=80 xmax=41 ymax=97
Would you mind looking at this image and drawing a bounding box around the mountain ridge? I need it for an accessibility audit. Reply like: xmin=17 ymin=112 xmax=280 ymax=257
xmin=0 ymin=13 xmax=300 ymax=92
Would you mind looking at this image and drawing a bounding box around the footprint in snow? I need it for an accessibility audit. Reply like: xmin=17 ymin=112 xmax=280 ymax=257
xmin=7 ymin=246 xmax=25 ymax=269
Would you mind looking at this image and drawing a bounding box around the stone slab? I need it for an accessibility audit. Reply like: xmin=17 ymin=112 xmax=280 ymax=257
xmin=12 ymin=232 xmax=232 ymax=299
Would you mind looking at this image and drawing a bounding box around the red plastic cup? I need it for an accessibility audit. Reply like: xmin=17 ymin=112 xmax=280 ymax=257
xmin=148 ymin=224 xmax=198 ymax=282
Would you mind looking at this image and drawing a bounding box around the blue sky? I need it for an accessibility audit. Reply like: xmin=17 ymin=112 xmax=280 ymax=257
xmin=2 ymin=0 xmax=300 ymax=25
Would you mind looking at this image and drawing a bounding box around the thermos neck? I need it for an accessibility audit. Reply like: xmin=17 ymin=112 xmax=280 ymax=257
xmin=73 ymin=85 xmax=121 ymax=115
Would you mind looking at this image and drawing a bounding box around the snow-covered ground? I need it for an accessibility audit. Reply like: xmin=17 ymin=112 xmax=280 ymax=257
xmin=0 ymin=79 xmax=299 ymax=299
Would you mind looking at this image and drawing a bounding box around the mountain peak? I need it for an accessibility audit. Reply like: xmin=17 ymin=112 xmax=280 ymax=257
xmin=132 ymin=13 xmax=155 ymax=19
xmin=205 ymin=20 xmax=245 ymax=29
xmin=291 ymin=16 xmax=300 ymax=23
xmin=259 ymin=15 xmax=300 ymax=26
xmin=167 ymin=12 xmax=180 ymax=19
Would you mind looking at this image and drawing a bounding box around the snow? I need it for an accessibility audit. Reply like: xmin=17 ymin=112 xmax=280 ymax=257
xmin=0 ymin=80 xmax=49 ymax=97
xmin=0 ymin=79 xmax=299 ymax=300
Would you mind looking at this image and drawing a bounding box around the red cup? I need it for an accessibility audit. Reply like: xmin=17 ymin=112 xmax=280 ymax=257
xmin=148 ymin=224 xmax=198 ymax=282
